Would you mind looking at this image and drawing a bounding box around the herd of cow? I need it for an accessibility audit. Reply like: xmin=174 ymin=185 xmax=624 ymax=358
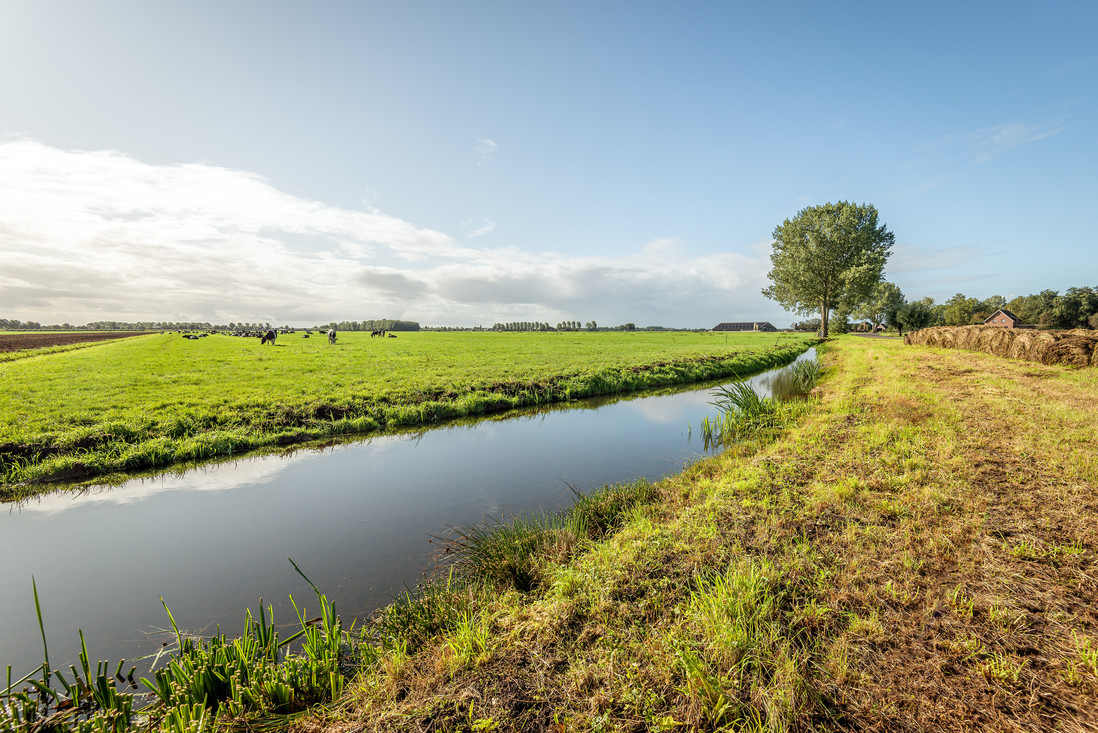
xmin=253 ymin=328 xmax=337 ymax=345
xmin=177 ymin=328 xmax=396 ymax=346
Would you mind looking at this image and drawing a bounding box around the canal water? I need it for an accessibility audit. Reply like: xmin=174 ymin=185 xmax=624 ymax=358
xmin=0 ymin=350 xmax=812 ymax=678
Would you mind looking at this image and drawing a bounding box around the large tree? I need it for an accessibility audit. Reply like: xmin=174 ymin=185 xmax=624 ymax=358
xmin=763 ymin=201 xmax=894 ymax=337
xmin=855 ymin=281 xmax=905 ymax=331
xmin=896 ymin=300 xmax=937 ymax=336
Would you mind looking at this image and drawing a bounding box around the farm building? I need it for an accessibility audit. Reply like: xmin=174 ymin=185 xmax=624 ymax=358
xmin=983 ymin=309 xmax=1023 ymax=328
xmin=713 ymin=321 xmax=778 ymax=332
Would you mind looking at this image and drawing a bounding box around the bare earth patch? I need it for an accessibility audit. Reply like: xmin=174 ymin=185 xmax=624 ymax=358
xmin=0 ymin=331 xmax=156 ymax=352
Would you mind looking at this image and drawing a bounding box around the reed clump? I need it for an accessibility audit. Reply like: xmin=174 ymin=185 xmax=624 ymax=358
xmin=790 ymin=355 xmax=824 ymax=392
xmin=430 ymin=479 xmax=660 ymax=596
xmin=904 ymin=325 xmax=1098 ymax=367
xmin=2 ymin=562 xmax=347 ymax=733
xmin=698 ymin=356 xmax=821 ymax=449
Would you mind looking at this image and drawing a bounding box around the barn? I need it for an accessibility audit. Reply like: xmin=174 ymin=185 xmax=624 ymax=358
xmin=982 ymin=309 xmax=1023 ymax=328
xmin=713 ymin=321 xmax=779 ymax=332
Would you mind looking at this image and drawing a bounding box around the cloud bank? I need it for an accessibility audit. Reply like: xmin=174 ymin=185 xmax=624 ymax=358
xmin=0 ymin=140 xmax=771 ymax=327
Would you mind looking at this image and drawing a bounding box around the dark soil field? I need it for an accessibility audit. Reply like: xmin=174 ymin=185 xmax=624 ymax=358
xmin=0 ymin=331 xmax=156 ymax=353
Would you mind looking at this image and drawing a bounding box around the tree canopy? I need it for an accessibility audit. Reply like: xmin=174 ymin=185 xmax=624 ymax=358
xmin=762 ymin=201 xmax=894 ymax=337
xmin=855 ymin=281 xmax=905 ymax=331
xmin=896 ymin=300 xmax=937 ymax=335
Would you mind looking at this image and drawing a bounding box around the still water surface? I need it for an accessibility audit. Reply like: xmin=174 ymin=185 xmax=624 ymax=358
xmin=0 ymin=351 xmax=812 ymax=676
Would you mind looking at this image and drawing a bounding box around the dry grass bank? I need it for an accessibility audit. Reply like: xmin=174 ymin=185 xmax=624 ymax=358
xmin=296 ymin=336 xmax=1096 ymax=732
xmin=905 ymin=325 xmax=1098 ymax=367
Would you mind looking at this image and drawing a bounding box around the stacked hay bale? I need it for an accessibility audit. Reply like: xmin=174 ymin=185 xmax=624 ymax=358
xmin=904 ymin=326 xmax=1098 ymax=367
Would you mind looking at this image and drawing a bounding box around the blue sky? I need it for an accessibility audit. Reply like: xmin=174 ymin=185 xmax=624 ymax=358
xmin=1 ymin=1 xmax=1095 ymax=328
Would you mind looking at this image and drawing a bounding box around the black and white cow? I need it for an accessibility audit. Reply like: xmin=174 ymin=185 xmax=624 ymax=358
xmin=261 ymin=329 xmax=277 ymax=345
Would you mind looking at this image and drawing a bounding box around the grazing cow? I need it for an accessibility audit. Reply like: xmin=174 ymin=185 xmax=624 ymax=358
xmin=261 ymin=329 xmax=277 ymax=345
xmin=302 ymin=333 xmax=310 ymax=338
xmin=327 ymin=329 xmax=337 ymax=345
xmin=388 ymin=333 xmax=397 ymax=338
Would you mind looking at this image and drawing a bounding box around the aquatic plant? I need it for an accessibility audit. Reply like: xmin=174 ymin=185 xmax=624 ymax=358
xmin=439 ymin=511 xmax=568 ymax=593
xmin=371 ymin=576 xmax=480 ymax=654
xmin=791 ymin=356 xmax=823 ymax=392
xmin=1 ymin=561 xmax=348 ymax=733
xmin=700 ymin=381 xmax=783 ymax=448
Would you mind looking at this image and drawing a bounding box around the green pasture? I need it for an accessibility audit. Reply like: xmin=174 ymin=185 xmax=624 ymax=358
xmin=0 ymin=330 xmax=814 ymax=492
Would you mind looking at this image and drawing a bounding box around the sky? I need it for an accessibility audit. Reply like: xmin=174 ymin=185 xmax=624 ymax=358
xmin=1 ymin=1 xmax=1095 ymax=329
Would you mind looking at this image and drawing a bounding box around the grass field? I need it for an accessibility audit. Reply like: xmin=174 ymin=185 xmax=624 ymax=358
xmin=0 ymin=330 xmax=814 ymax=494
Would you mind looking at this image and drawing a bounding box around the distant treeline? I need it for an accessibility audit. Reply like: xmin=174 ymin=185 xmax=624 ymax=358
xmin=0 ymin=318 xmax=423 ymax=332
xmin=939 ymin=287 xmax=1098 ymax=329
xmin=889 ymin=286 xmax=1098 ymax=331
xmin=791 ymin=284 xmax=1098 ymax=333
xmin=0 ymin=318 xmax=223 ymax=331
xmin=491 ymin=321 xmax=640 ymax=332
xmin=320 ymin=320 xmax=421 ymax=332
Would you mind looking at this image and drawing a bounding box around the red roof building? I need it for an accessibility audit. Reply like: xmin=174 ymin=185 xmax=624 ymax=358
xmin=983 ymin=309 xmax=1022 ymax=328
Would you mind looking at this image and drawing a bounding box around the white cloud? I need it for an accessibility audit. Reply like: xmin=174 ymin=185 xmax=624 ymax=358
xmin=970 ymin=121 xmax=1067 ymax=162
xmin=462 ymin=217 xmax=496 ymax=238
xmin=887 ymin=242 xmax=988 ymax=274
xmin=476 ymin=137 xmax=498 ymax=163
xmin=916 ymin=120 xmax=1068 ymax=163
xmin=0 ymin=140 xmax=777 ymax=327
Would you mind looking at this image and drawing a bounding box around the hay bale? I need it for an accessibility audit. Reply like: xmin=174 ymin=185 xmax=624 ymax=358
xmin=1043 ymin=334 xmax=1098 ymax=367
xmin=904 ymin=325 xmax=1098 ymax=368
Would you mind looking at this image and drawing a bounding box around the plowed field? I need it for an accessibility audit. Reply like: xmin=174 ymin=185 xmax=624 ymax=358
xmin=0 ymin=331 xmax=155 ymax=352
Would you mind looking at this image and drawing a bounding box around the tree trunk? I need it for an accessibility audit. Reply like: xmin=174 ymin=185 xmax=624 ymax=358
xmin=820 ymin=300 xmax=830 ymax=338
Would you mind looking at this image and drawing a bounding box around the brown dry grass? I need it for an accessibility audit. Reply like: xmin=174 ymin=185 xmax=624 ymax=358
xmin=905 ymin=325 xmax=1098 ymax=367
xmin=811 ymin=340 xmax=1098 ymax=731
xmin=300 ymin=337 xmax=1097 ymax=732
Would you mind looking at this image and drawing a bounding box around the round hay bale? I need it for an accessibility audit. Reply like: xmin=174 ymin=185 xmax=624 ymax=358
xmin=992 ymin=328 xmax=1020 ymax=358
xmin=1043 ymin=334 xmax=1098 ymax=367
xmin=1006 ymin=331 xmax=1037 ymax=361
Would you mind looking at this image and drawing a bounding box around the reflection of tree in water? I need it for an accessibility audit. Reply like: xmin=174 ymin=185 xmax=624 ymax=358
xmin=749 ymin=347 xmax=816 ymax=401
xmin=753 ymin=367 xmax=798 ymax=400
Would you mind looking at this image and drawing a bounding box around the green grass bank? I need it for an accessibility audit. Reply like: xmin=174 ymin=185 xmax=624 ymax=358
xmin=0 ymin=331 xmax=814 ymax=495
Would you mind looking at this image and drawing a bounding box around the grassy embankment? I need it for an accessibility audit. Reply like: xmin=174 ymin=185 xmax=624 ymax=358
xmin=0 ymin=331 xmax=813 ymax=496
xmin=303 ymin=334 xmax=1095 ymax=731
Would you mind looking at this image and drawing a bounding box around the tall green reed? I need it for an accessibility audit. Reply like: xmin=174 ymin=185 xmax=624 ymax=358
xmin=790 ymin=357 xmax=822 ymax=392
xmin=1 ymin=561 xmax=349 ymax=733
xmin=699 ymin=381 xmax=782 ymax=449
